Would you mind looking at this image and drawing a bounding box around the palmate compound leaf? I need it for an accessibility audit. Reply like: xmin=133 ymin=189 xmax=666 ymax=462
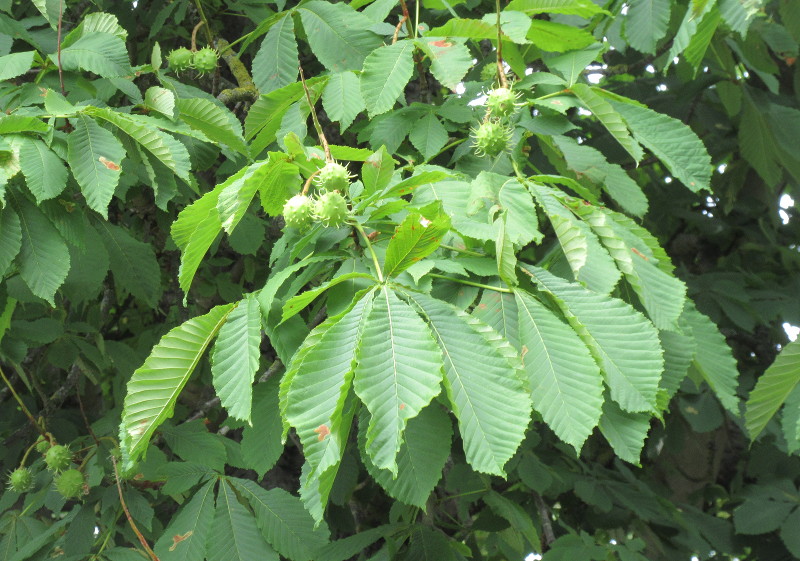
xmin=154 ymin=479 xmax=215 ymax=561
xmin=281 ymin=290 xmax=376 ymax=522
xmin=522 ymin=265 xmax=663 ymax=414
xmin=353 ymin=288 xmax=445 ymax=475
xmin=119 ymin=303 xmax=235 ymax=469
xmin=402 ymin=291 xmax=531 ymax=476
xmin=358 ymin=404 xmax=452 ymax=508
xmin=230 ymin=478 xmax=330 ymax=561
xmin=207 ymin=479 xmax=278 ymax=561
xmin=211 ymin=293 xmax=261 ymax=423
xmin=515 ymin=290 xmax=604 ymax=452
xmin=745 ymin=339 xmax=800 ymax=441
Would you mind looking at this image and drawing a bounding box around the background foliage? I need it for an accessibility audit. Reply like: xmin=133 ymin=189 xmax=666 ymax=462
xmin=1 ymin=0 xmax=800 ymax=559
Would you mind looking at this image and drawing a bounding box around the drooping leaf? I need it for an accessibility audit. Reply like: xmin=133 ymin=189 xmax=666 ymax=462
xmin=153 ymin=479 xmax=215 ymax=561
xmin=119 ymin=303 xmax=235 ymax=469
xmin=383 ymin=201 xmax=451 ymax=278
xmin=67 ymin=114 xmax=125 ymax=218
xmin=297 ymin=2 xmax=382 ymax=72
xmin=682 ymin=303 xmax=740 ymax=414
xmin=0 ymin=206 xmax=21 ymax=276
xmin=13 ymin=196 xmax=70 ymax=306
xmin=18 ymin=138 xmax=67 ymax=204
xmin=231 ymin=478 xmax=330 ymax=560
xmin=624 ymin=0 xmax=670 ymax=54
xmin=211 ymin=294 xmax=261 ymax=422
xmin=207 ymin=480 xmax=278 ymax=561
xmin=95 ymin=222 xmax=161 ymax=306
xmin=484 ymin=491 xmax=541 ymax=550
xmin=745 ymin=339 xmax=800 ymax=441
xmin=175 ymin=98 xmax=248 ymax=157
xmin=610 ymin=99 xmax=712 ymax=193
xmin=404 ymin=292 xmax=531 ymax=476
xmin=240 ymin=378 xmax=284 ymax=478
xmin=359 ymin=404 xmax=452 ymax=508
xmin=598 ymin=398 xmax=651 ymax=465
xmin=361 ymin=40 xmax=415 ymax=117
xmin=570 ymin=84 xmax=643 ymax=163
xmin=515 ymin=290 xmax=603 ymax=452
xmin=322 ymin=71 xmax=366 ymax=132
xmin=252 ymin=14 xmax=299 ymax=95
xmin=353 ymin=288 xmax=444 ymax=474
xmin=523 ymin=266 xmax=663 ymax=414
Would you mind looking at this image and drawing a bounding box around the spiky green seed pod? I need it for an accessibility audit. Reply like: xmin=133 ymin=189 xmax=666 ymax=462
xmin=192 ymin=47 xmax=218 ymax=74
xmin=314 ymin=162 xmax=352 ymax=193
xmin=35 ymin=439 xmax=50 ymax=454
xmin=486 ymin=87 xmax=520 ymax=119
xmin=55 ymin=469 xmax=85 ymax=499
xmin=472 ymin=121 xmax=513 ymax=157
xmin=7 ymin=467 xmax=33 ymax=492
xmin=283 ymin=194 xmax=315 ymax=230
xmin=44 ymin=444 xmax=71 ymax=472
xmin=314 ymin=191 xmax=349 ymax=228
xmin=167 ymin=47 xmax=193 ymax=73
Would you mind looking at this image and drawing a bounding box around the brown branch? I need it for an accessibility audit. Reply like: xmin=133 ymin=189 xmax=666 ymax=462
xmin=299 ymin=65 xmax=331 ymax=162
xmin=302 ymin=169 xmax=323 ymax=195
xmin=112 ymin=455 xmax=160 ymax=561
xmin=392 ymin=16 xmax=408 ymax=45
xmin=533 ymin=491 xmax=556 ymax=550
xmin=215 ymin=38 xmax=258 ymax=104
xmin=191 ymin=20 xmax=205 ymax=51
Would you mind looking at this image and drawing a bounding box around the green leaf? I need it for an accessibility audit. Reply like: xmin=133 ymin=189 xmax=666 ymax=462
xmin=515 ymin=290 xmax=603 ymax=452
xmin=67 ymin=114 xmax=125 ymax=218
xmin=0 ymin=115 xmax=49 ymax=134
xmin=425 ymin=19 xmax=497 ymax=39
xmin=214 ymin=162 xmax=266 ymax=234
xmin=484 ymin=491 xmax=541 ymax=550
xmin=406 ymin=527 xmax=457 ymax=561
xmin=313 ymin=525 xmax=403 ymax=561
xmin=414 ymin=38 xmax=473 ymax=90
xmin=624 ymin=0 xmax=671 ymax=54
xmin=322 ymin=72 xmax=365 ymax=132
xmin=0 ymin=207 xmax=21 ymax=276
xmin=523 ymin=266 xmax=663 ymax=414
xmin=353 ymin=288 xmax=445 ymax=473
xmin=281 ymin=272 xmax=377 ymax=324
xmin=531 ymin=184 xmax=621 ymax=295
xmin=473 ymin=289 xmax=520 ymax=348
xmin=683 ymin=8 xmax=721 ymax=73
xmin=570 ymin=84 xmax=643 ymax=162
xmin=551 ymin=135 xmax=648 ymax=217
xmin=161 ymin=422 xmax=227 ymax=471
xmin=667 ymin=0 xmax=715 ymax=62
xmin=18 ymin=138 xmax=67 ymax=203
xmin=257 ymin=157 xmax=302 ymax=217
xmin=361 ymin=146 xmax=395 ymax=197
xmin=408 ymin=112 xmax=448 ymax=161
xmin=598 ymin=398 xmax=651 ymax=465
xmin=119 ymin=303 xmax=235 ymax=469
xmin=738 ymin=93 xmax=781 ymax=186
xmin=154 ymin=480 xmax=215 ymax=561
xmin=361 ymin=40 xmax=415 ymax=117
xmin=282 ymin=292 xmax=374 ymax=499
xmin=745 ymin=340 xmax=800 ymax=441
xmin=609 ymin=99 xmax=712 ymax=193
xmin=360 ymin=404 xmax=452 ymax=508
xmin=252 ymin=14 xmax=299 ymax=95
xmin=383 ymin=202 xmax=451 ymax=278
xmin=241 ymin=379 xmax=284 ymax=478
xmin=231 ymin=478 xmax=330 ymax=560
xmin=682 ymin=303 xmax=740 ymax=414
xmin=659 ymin=327 xmax=695 ymax=402
xmin=495 ymin=213 xmax=518 ymax=285
xmin=297 ymin=2 xmax=382 ymax=72
xmin=54 ymin=32 xmax=132 ymax=77
xmin=211 ymin=294 xmax=261 ymax=422
xmin=526 ymin=20 xmax=596 ymax=51
xmin=505 ymin=0 xmax=606 ymax=17
xmin=0 ymin=51 xmax=35 ymax=81
xmin=95 ymin=222 xmax=161 ymax=306
xmin=176 ymin=98 xmax=248 ymax=157
xmin=144 ymin=86 xmax=176 ymax=120
xmin=471 ymin=172 xmax=542 ymax=246
xmin=404 ymin=292 xmax=531 ymax=476
xmin=208 ymin=480 xmax=278 ymax=561
xmin=13 ymin=196 xmax=70 ymax=306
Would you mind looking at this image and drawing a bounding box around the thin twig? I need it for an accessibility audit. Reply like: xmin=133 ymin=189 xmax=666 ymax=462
xmin=192 ymin=0 xmax=214 ymax=44
xmin=191 ymin=20 xmax=205 ymax=51
xmin=57 ymin=0 xmax=65 ymax=95
xmin=302 ymin=169 xmax=323 ymax=195
xmin=533 ymin=491 xmax=555 ymax=550
xmin=0 ymin=364 xmax=46 ymax=438
xmin=111 ymin=455 xmax=161 ymax=561
xmin=76 ymin=389 xmax=100 ymax=446
xmin=392 ymin=16 xmax=408 ymax=44
xmin=299 ymin=65 xmax=331 ymax=162
xmin=495 ymin=0 xmax=508 ymax=88
xmin=398 ymin=0 xmax=431 ymax=100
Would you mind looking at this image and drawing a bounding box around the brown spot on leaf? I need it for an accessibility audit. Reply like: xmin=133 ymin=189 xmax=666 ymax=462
xmin=169 ymin=531 xmax=193 ymax=551
xmin=431 ymin=40 xmax=452 ymax=47
xmin=99 ymin=156 xmax=120 ymax=171
xmin=399 ymin=403 xmax=406 ymax=410
xmin=631 ymin=248 xmax=649 ymax=260
xmin=314 ymin=424 xmax=330 ymax=441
